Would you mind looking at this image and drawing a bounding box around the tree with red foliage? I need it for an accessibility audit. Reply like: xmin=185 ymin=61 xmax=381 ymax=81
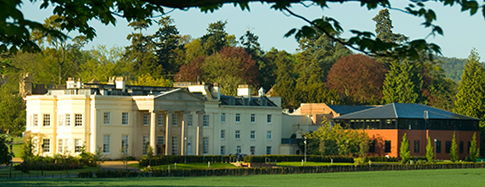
xmin=175 ymin=56 xmax=205 ymax=82
xmin=201 ymin=46 xmax=259 ymax=95
xmin=326 ymin=54 xmax=387 ymax=104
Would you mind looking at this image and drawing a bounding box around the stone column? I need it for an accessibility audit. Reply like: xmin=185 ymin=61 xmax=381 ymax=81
xmin=196 ymin=111 xmax=204 ymax=155
xmin=149 ymin=110 xmax=157 ymax=156
xmin=165 ymin=110 xmax=173 ymax=155
xmin=181 ymin=112 xmax=187 ymax=156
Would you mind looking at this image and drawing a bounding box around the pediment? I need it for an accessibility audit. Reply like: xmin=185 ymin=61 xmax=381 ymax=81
xmin=154 ymin=88 xmax=205 ymax=102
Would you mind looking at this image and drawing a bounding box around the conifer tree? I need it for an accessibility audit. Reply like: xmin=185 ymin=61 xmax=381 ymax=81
xmin=450 ymin=132 xmax=458 ymax=163
xmin=426 ymin=138 xmax=434 ymax=163
xmin=382 ymin=60 xmax=426 ymax=104
xmin=469 ymin=132 xmax=479 ymax=163
xmin=454 ymin=48 xmax=485 ymax=127
xmin=400 ymin=133 xmax=410 ymax=164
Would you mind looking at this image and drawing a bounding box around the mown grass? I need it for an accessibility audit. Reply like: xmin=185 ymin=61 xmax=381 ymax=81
xmin=3 ymin=168 xmax=485 ymax=186
xmin=276 ymin=161 xmax=354 ymax=166
xmin=12 ymin=143 xmax=23 ymax=158
xmin=0 ymin=166 xmax=100 ymax=176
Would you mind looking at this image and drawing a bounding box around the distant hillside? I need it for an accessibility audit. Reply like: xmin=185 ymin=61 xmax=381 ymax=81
xmin=437 ymin=56 xmax=466 ymax=82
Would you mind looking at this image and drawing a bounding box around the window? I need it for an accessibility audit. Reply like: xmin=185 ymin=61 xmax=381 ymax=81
xmin=143 ymin=136 xmax=149 ymax=155
xmin=33 ymin=138 xmax=38 ymax=154
xmin=267 ymin=131 xmax=272 ymax=140
xmin=235 ymin=113 xmax=241 ymax=123
xmin=58 ymin=115 xmax=64 ymax=126
xmin=203 ymin=115 xmax=209 ymax=127
xmin=267 ymin=114 xmax=272 ymax=123
xmin=436 ymin=140 xmax=441 ymax=153
xmin=237 ymin=146 xmax=241 ymax=154
xmin=468 ymin=141 xmax=471 ymax=154
xmin=66 ymin=114 xmax=71 ymax=126
xmin=187 ymin=137 xmax=192 ymax=155
xmin=369 ymin=140 xmax=376 ymax=153
xmin=221 ymin=130 xmax=225 ymax=139
xmin=43 ymin=139 xmax=50 ymax=153
xmin=459 ymin=141 xmax=464 ymax=153
xmin=220 ymin=146 xmax=225 ymax=155
xmin=103 ymin=112 xmax=110 ymax=125
xmin=445 ymin=141 xmax=451 ymax=153
xmin=58 ymin=139 xmax=63 ymax=153
xmin=43 ymin=114 xmax=50 ymax=127
xmin=157 ymin=136 xmax=165 ymax=145
xmin=122 ymin=112 xmax=129 ymax=125
xmin=33 ymin=114 xmax=38 ymax=126
xmin=158 ymin=113 xmax=164 ymax=126
xmin=187 ymin=114 xmax=193 ymax=127
xmin=221 ymin=113 xmax=226 ymax=123
xmin=75 ymin=114 xmax=82 ymax=127
xmin=121 ymin=135 xmax=129 ymax=153
xmin=75 ymin=139 xmax=82 ymax=153
xmin=143 ymin=113 xmax=150 ymax=126
xmin=203 ymin=137 xmax=209 ymax=155
xmin=235 ymin=130 xmax=240 ymax=140
xmin=172 ymin=113 xmax=178 ymax=126
xmin=266 ymin=146 xmax=272 ymax=155
xmin=65 ymin=139 xmax=70 ymax=154
xmin=413 ymin=140 xmax=420 ymax=153
xmin=384 ymin=140 xmax=391 ymax=153
xmin=251 ymin=114 xmax=255 ymax=123
xmin=103 ymin=135 xmax=110 ymax=153
xmin=250 ymin=130 xmax=255 ymax=140
xmin=171 ymin=136 xmax=178 ymax=155
xmin=250 ymin=146 xmax=255 ymax=155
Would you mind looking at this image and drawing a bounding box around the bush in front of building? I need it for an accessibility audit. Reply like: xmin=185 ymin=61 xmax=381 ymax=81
xmin=139 ymin=155 xmax=236 ymax=167
xmin=363 ymin=156 xmax=399 ymax=162
xmin=14 ymin=154 xmax=85 ymax=172
xmin=243 ymin=155 xmax=354 ymax=163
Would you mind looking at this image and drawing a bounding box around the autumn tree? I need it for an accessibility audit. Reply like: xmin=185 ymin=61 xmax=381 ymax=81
xmin=201 ymin=46 xmax=258 ymax=95
xmin=175 ymin=56 xmax=205 ymax=82
xmin=327 ymin=54 xmax=387 ymax=104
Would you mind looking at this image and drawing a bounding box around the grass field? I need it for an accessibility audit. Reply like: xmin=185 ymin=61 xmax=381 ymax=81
xmin=2 ymin=168 xmax=485 ymax=186
xmin=0 ymin=167 xmax=100 ymax=176
xmin=12 ymin=143 xmax=23 ymax=158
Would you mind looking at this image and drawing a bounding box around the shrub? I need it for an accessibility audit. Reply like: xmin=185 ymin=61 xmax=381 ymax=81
xmin=139 ymin=155 xmax=235 ymax=167
xmin=78 ymin=171 xmax=94 ymax=178
xmin=243 ymin=155 xmax=354 ymax=163
xmin=363 ymin=156 xmax=399 ymax=162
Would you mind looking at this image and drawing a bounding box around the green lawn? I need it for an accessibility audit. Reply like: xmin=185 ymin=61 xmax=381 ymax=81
xmin=0 ymin=166 xmax=100 ymax=176
xmin=12 ymin=143 xmax=23 ymax=158
xmin=276 ymin=161 xmax=354 ymax=166
xmin=3 ymin=168 xmax=485 ymax=186
xmin=146 ymin=163 xmax=237 ymax=170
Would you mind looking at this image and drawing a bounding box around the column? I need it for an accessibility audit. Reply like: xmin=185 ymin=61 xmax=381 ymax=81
xmin=196 ymin=111 xmax=203 ymax=155
xmin=181 ymin=112 xmax=187 ymax=156
xmin=149 ymin=110 xmax=157 ymax=156
xmin=165 ymin=110 xmax=173 ymax=155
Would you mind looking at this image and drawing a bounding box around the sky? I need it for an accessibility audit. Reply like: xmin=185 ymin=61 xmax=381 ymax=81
xmin=20 ymin=1 xmax=485 ymax=59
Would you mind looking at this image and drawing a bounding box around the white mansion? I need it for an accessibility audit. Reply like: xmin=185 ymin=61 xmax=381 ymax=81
xmin=24 ymin=77 xmax=316 ymax=159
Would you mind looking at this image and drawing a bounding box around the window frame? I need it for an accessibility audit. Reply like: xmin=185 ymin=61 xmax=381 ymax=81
xmin=267 ymin=114 xmax=272 ymax=124
xmin=250 ymin=114 xmax=255 ymax=123
xmin=103 ymin=112 xmax=110 ymax=125
xmin=221 ymin=130 xmax=225 ymax=140
xmin=221 ymin=113 xmax=226 ymax=123
xmin=74 ymin=114 xmax=83 ymax=127
xmin=250 ymin=130 xmax=255 ymax=140
xmin=103 ymin=135 xmax=110 ymax=154
xmin=235 ymin=113 xmax=241 ymax=123
xmin=235 ymin=130 xmax=240 ymax=140
xmin=122 ymin=112 xmax=129 ymax=126
xmin=43 ymin=114 xmax=50 ymax=127
xmin=267 ymin=131 xmax=272 ymax=140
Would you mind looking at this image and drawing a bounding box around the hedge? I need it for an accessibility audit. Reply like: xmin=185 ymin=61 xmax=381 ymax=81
xmin=243 ymin=155 xmax=354 ymax=163
xmin=363 ymin=156 xmax=399 ymax=162
xmin=139 ymin=155 xmax=235 ymax=167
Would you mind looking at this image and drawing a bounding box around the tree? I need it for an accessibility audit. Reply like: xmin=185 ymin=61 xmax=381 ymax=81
xmin=79 ymin=45 xmax=129 ymax=83
xmin=0 ymin=136 xmax=10 ymax=165
xmin=400 ymin=133 xmax=410 ymax=164
xmin=372 ymin=9 xmax=408 ymax=44
xmin=326 ymin=54 xmax=387 ymax=104
xmin=426 ymin=138 xmax=434 ymax=163
xmin=200 ymin=46 xmax=258 ymax=95
xmin=469 ymin=132 xmax=479 ymax=163
xmin=175 ymin=56 xmax=205 ymax=82
xmin=152 ymin=16 xmax=186 ymax=75
xmin=200 ymin=21 xmax=236 ymax=56
xmin=132 ymin=74 xmax=173 ymax=87
xmin=382 ymin=59 xmax=426 ymax=104
xmin=0 ymin=87 xmax=26 ymax=136
xmin=271 ymin=50 xmax=297 ymax=109
xmin=450 ymin=132 xmax=458 ymax=163
xmin=4 ymin=0 xmax=485 ymax=59
xmin=454 ymin=48 xmax=485 ymax=127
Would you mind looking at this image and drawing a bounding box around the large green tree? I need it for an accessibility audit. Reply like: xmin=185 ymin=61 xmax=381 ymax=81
xmin=400 ymin=133 xmax=410 ymax=164
xmin=6 ymin=1 xmax=484 ymax=60
xmin=152 ymin=16 xmax=186 ymax=75
xmin=200 ymin=21 xmax=236 ymax=56
xmin=450 ymin=132 xmax=458 ymax=163
xmin=382 ymin=59 xmax=426 ymax=104
xmin=271 ymin=50 xmax=297 ymax=109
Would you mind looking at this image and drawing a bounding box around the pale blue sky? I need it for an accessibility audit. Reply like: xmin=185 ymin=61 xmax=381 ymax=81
xmin=20 ymin=1 xmax=485 ymax=59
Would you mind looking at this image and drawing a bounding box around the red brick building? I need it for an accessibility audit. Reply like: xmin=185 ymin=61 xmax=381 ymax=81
xmin=334 ymin=103 xmax=480 ymax=160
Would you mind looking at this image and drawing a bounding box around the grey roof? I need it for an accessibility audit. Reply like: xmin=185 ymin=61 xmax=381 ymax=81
xmin=219 ymin=95 xmax=277 ymax=107
xmin=327 ymin=105 xmax=376 ymax=115
xmin=334 ymin=103 xmax=479 ymax=120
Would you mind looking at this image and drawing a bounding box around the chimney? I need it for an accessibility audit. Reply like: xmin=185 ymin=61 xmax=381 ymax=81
xmin=115 ymin=76 xmax=126 ymax=91
xmin=213 ymin=83 xmax=221 ymax=100
xmin=77 ymin=78 xmax=82 ymax=88
xmin=66 ymin=77 xmax=76 ymax=89
xmin=237 ymin=84 xmax=251 ymax=98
